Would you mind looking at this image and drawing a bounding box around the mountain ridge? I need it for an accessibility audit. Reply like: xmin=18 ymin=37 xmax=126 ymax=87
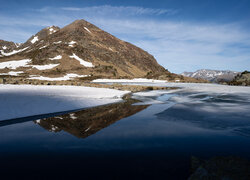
xmin=181 ymin=69 xmax=239 ymax=83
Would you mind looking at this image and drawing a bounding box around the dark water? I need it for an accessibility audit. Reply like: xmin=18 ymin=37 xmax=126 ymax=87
xmin=0 ymin=89 xmax=250 ymax=179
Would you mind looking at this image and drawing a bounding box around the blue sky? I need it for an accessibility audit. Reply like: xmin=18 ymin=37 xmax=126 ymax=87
xmin=0 ymin=0 xmax=250 ymax=73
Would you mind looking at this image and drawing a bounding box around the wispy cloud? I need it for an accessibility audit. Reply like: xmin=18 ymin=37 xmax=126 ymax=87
xmin=0 ymin=5 xmax=249 ymax=73
xmin=60 ymin=5 xmax=178 ymax=16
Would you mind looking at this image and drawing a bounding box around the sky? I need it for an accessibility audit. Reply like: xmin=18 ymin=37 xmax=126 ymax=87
xmin=0 ymin=0 xmax=250 ymax=73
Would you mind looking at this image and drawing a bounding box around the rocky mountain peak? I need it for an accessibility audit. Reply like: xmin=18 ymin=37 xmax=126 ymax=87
xmin=0 ymin=19 xmax=203 ymax=84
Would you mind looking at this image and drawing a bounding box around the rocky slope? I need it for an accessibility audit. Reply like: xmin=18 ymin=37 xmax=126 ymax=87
xmin=182 ymin=69 xmax=239 ymax=83
xmin=0 ymin=40 xmax=21 ymax=52
xmin=229 ymin=71 xmax=250 ymax=86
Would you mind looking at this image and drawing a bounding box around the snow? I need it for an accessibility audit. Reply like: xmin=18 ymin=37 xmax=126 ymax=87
xmin=31 ymin=36 xmax=39 ymax=44
xmin=29 ymin=73 xmax=89 ymax=81
xmin=0 ymin=59 xmax=31 ymax=69
xmin=32 ymin=64 xmax=59 ymax=70
xmin=49 ymin=55 xmax=62 ymax=60
xmin=84 ymin=27 xmax=91 ymax=33
xmin=0 ymin=71 xmax=24 ymax=76
xmin=0 ymin=84 xmax=129 ymax=121
xmin=69 ymin=53 xmax=94 ymax=67
xmin=0 ymin=47 xmax=29 ymax=56
xmin=92 ymin=78 xmax=167 ymax=83
xmin=15 ymin=43 xmax=21 ymax=48
xmin=68 ymin=41 xmax=76 ymax=47
xmin=2 ymin=46 xmax=7 ymax=50
xmin=49 ymin=27 xmax=57 ymax=34
xmin=69 ymin=113 xmax=77 ymax=120
xmin=53 ymin=41 xmax=62 ymax=44
xmin=85 ymin=126 xmax=91 ymax=132
xmin=69 ymin=41 xmax=76 ymax=45
xmin=39 ymin=45 xmax=48 ymax=49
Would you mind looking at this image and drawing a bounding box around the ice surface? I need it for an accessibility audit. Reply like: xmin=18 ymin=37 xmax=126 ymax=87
xmin=92 ymin=78 xmax=167 ymax=83
xmin=0 ymin=84 xmax=129 ymax=121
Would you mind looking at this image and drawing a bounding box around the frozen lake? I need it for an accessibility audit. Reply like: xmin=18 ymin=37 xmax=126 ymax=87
xmin=0 ymin=83 xmax=250 ymax=179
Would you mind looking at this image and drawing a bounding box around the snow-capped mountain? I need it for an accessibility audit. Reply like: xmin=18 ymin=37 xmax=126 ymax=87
xmin=181 ymin=69 xmax=239 ymax=82
xmin=0 ymin=20 xmax=167 ymax=80
xmin=0 ymin=19 xmax=204 ymax=84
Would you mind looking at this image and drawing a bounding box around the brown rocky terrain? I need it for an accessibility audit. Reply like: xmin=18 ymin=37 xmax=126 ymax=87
xmin=0 ymin=19 xmax=204 ymax=84
xmin=0 ymin=40 xmax=21 ymax=52
xmin=229 ymin=71 xmax=250 ymax=86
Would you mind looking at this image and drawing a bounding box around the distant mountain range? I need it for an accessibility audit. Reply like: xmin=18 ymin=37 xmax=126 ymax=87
xmin=0 ymin=19 xmax=204 ymax=84
xmin=181 ymin=69 xmax=240 ymax=83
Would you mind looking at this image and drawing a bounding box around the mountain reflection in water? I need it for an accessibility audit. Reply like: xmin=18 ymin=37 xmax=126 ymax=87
xmin=34 ymin=98 xmax=149 ymax=138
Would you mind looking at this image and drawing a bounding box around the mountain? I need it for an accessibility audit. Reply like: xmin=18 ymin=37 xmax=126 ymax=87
xmin=0 ymin=19 xmax=202 ymax=84
xmin=229 ymin=71 xmax=250 ymax=86
xmin=181 ymin=69 xmax=239 ymax=83
xmin=0 ymin=40 xmax=21 ymax=52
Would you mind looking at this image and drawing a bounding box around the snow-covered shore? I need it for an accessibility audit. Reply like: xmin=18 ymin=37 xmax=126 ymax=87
xmin=0 ymin=84 xmax=129 ymax=121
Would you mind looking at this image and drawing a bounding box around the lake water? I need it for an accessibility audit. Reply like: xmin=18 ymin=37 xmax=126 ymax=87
xmin=0 ymin=83 xmax=250 ymax=179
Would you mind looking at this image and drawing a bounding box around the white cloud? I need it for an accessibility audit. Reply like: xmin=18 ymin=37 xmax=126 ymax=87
xmin=60 ymin=5 xmax=178 ymax=16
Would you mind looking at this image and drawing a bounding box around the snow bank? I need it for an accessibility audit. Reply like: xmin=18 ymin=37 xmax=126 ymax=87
xmin=39 ymin=45 xmax=49 ymax=49
xmin=32 ymin=64 xmax=59 ymax=70
xmin=92 ymin=78 xmax=167 ymax=83
xmin=0 ymin=71 xmax=24 ymax=76
xmin=49 ymin=27 xmax=57 ymax=34
xmin=0 ymin=84 xmax=129 ymax=121
xmin=0 ymin=47 xmax=29 ymax=56
xmin=69 ymin=53 xmax=94 ymax=67
xmin=31 ymin=36 xmax=39 ymax=44
xmin=49 ymin=55 xmax=62 ymax=60
xmin=0 ymin=59 xmax=31 ymax=69
xmin=28 ymin=73 xmax=89 ymax=81
xmin=84 ymin=27 xmax=91 ymax=33
xmin=68 ymin=41 xmax=76 ymax=47
xmin=53 ymin=41 xmax=62 ymax=44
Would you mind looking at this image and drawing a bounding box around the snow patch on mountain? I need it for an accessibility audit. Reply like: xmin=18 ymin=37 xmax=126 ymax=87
xmin=0 ymin=59 xmax=31 ymax=69
xmin=53 ymin=41 xmax=62 ymax=44
xmin=84 ymin=27 xmax=91 ymax=33
xmin=0 ymin=47 xmax=29 ymax=56
xmin=69 ymin=53 xmax=94 ymax=67
xmin=32 ymin=64 xmax=59 ymax=70
xmin=49 ymin=55 xmax=62 ymax=60
xmin=0 ymin=71 xmax=24 ymax=76
xmin=49 ymin=27 xmax=57 ymax=34
xmin=31 ymin=36 xmax=39 ymax=44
